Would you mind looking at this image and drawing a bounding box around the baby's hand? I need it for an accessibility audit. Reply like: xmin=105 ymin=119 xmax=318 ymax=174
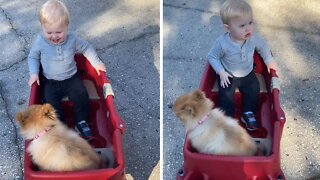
xmin=219 ymin=70 xmax=232 ymax=88
xmin=28 ymin=74 xmax=40 ymax=86
xmin=267 ymin=61 xmax=278 ymax=73
xmin=95 ymin=64 xmax=106 ymax=75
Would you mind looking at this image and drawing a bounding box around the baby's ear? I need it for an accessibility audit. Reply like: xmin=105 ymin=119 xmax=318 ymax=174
xmin=42 ymin=104 xmax=57 ymax=120
xmin=193 ymin=90 xmax=205 ymax=101
xmin=223 ymin=24 xmax=230 ymax=32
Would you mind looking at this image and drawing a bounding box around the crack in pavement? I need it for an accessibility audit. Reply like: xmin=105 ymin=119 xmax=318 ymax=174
xmin=163 ymin=3 xmax=217 ymax=15
xmin=0 ymin=7 xmax=28 ymax=51
xmin=96 ymin=28 xmax=159 ymax=53
xmin=163 ymin=56 xmax=203 ymax=61
xmin=0 ymin=82 xmax=23 ymax=177
xmin=0 ymin=7 xmax=28 ymax=71
xmin=0 ymin=57 xmax=27 ymax=72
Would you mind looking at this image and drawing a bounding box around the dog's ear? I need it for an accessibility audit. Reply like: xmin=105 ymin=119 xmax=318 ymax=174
xmin=193 ymin=90 xmax=205 ymax=101
xmin=42 ymin=104 xmax=57 ymax=120
xmin=16 ymin=111 xmax=25 ymax=124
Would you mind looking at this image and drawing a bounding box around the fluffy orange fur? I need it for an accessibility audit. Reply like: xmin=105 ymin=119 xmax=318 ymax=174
xmin=173 ymin=90 xmax=257 ymax=156
xmin=16 ymin=104 xmax=102 ymax=171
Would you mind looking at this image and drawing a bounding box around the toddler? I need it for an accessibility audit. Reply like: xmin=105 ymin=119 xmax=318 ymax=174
xmin=28 ymin=0 xmax=106 ymax=139
xmin=207 ymin=0 xmax=277 ymax=131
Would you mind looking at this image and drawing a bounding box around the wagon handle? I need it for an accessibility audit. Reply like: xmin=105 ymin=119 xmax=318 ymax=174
xmin=29 ymin=82 xmax=40 ymax=105
xmin=269 ymin=69 xmax=280 ymax=91
xmin=199 ymin=62 xmax=215 ymax=96
xmin=106 ymin=96 xmax=126 ymax=134
xmin=269 ymin=69 xmax=286 ymax=125
xmin=99 ymin=70 xmax=126 ymax=133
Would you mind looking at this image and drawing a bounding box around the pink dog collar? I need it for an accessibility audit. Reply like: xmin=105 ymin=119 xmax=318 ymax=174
xmin=188 ymin=114 xmax=209 ymax=132
xmin=33 ymin=128 xmax=51 ymax=140
xmin=189 ymin=114 xmax=209 ymax=133
xmin=197 ymin=114 xmax=209 ymax=125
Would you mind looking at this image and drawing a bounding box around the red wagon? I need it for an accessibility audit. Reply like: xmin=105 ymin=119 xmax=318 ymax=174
xmin=177 ymin=52 xmax=286 ymax=180
xmin=26 ymin=54 xmax=126 ymax=180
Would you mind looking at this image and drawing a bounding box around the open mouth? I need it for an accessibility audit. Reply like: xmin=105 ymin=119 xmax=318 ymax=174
xmin=51 ymin=39 xmax=60 ymax=44
xmin=245 ymin=32 xmax=252 ymax=38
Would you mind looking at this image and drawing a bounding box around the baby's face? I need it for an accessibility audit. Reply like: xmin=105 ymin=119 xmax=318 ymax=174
xmin=226 ymin=14 xmax=254 ymax=43
xmin=42 ymin=21 xmax=68 ymax=45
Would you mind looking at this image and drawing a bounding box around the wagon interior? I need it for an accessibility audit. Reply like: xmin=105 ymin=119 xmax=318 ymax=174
xmin=28 ymin=54 xmax=119 ymax=171
xmin=199 ymin=52 xmax=279 ymax=156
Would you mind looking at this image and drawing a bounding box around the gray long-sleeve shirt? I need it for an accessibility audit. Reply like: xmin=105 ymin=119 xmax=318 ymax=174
xmin=207 ymin=32 xmax=274 ymax=77
xmin=28 ymin=32 xmax=104 ymax=81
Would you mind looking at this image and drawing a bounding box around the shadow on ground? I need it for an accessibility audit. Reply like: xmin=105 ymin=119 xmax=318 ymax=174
xmin=0 ymin=0 xmax=159 ymax=179
xmin=164 ymin=0 xmax=320 ymax=179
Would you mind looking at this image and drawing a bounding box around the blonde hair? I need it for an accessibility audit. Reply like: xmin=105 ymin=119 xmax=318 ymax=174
xmin=39 ymin=0 xmax=69 ymax=25
xmin=220 ymin=0 xmax=252 ymax=24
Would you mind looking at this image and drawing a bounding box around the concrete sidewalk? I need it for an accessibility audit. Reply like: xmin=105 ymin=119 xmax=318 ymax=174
xmin=0 ymin=0 xmax=159 ymax=179
xmin=164 ymin=0 xmax=320 ymax=179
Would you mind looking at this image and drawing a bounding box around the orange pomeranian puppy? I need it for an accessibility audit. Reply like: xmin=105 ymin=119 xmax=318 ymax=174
xmin=173 ymin=90 xmax=257 ymax=156
xmin=16 ymin=104 xmax=102 ymax=171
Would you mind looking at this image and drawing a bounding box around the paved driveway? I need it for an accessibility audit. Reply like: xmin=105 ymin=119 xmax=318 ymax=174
xmin=164 ymin=1 xmax=320 ymax=179
xmin=0 ymin=1 xmax=159 ymax=179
